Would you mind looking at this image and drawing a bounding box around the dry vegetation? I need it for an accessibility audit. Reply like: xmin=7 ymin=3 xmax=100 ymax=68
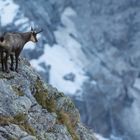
xmin=34 ymin=78 xmax=80 ymax=140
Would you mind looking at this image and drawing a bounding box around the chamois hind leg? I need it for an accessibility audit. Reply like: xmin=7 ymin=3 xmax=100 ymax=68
xmin=0 ymin=51 xmax=5 ymax=72
xmin=4 ymin=51 xmax=10 ymax=73
xmin=15 ymin=53 xmax=20 ymax=73
xmin=10 ymin=54 xmax=14 ymax=71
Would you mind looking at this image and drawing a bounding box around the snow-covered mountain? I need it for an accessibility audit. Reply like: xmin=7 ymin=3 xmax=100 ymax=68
xmin=30 ymin=7 xmax=88 ymax=95
xmin=0 ymin=0 xmax=88 ymax=96
xmin=1 ymin=0 xmax=140 ymax=140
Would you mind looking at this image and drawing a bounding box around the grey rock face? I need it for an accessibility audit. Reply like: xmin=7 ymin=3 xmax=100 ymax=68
xmin=0 ymin=124 xmax=37 ymax=140
xmin=76 ymin=123 xmax=98 ymax=140
xmin=45 ymin=124 xmax=73 ymax=140
xmin=0 ymin=58 xmax=97 ymax=140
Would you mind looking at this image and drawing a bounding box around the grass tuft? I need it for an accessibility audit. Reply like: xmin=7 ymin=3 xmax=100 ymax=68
xmin=34 ymin=78 xmax=80 ymax=140
xmin=57 ymin=111 xmax=79 ymax=140
xmin=12 ymin=86 xmax=24 ymax=96
xmin=0 ymin=114 xmax=36 ymax=136
xmin=13 ymin=113 xmax=36 ymax=136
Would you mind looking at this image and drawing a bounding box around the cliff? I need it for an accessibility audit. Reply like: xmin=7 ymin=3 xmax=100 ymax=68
xmin=0 ymin=57 xmax=97 ymax=140
xmin=1 ymin=0 xmax=140 ymax=139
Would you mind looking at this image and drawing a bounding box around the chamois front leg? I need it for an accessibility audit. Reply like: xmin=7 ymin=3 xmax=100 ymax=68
xmin=15 ymin=52 xmax=20 ymax=73
xmin=10 ymin=54 xmax=14 ymax=71
xmin=0 ymin=50 xmax=4 ymax=72
xmin=4 ymin=51 xmax=10 ymax=73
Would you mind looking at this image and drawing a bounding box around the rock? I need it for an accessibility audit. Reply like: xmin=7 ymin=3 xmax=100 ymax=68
xmin=76 ymin=123 xmax=98 ymax=140
xmin=0 ymin=57 xmax=97 ymax=140
xmin=56 ymin=96 xmax=80 ymax=126
xmin=28 ymin=107 xmax=56 ymax=134
xmin=11 ymin=96 xmax=32 ymax=115
xmin=63 ymin=73 xmax=76 ymax=81
xmin=45 ymin=124 xmax=73 ymax=140
xmin=0 ymin=124 xmax=37 ymax=140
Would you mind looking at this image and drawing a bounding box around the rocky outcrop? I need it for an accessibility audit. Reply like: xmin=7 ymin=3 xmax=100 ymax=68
xmin=0 ymin=57 xmax=97 ymax=140
xmin=1 ymin=0 xmax=140 ymax=139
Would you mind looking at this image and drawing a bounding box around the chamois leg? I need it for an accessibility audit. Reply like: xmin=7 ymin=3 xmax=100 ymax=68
xmin=4 ymin=51 xmax=10 ymax=73
xmin=15 ymin=53 xmax=20 ymax=73
xmin=10 ymin=54 xmax=14 ymax=71
xmin=0 ymin=51 xmax=4 ymax=72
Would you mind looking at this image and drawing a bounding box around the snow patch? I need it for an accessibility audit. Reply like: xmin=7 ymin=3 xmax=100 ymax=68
xmin=60 ymin=7 xmax=77 ymax=36
xmin=0 ymin=0 xmax=19 ymax=26
xmin=15 ymin=17 xmax=29 ymax=26
xmin=95 ymin=134 xmax=109 ymax=140
xmin=0 ymin=0 xmax=34 ymax=33
xmin=30 ymin=7 xmax=88 ymax=95
xmin=95 ymin=134 xmax=123 ymax=140
xmin=30 ymin=59 xmax=46 ymax=72
xmin=133 ymin=78 xmax=140 ymax=90
xmin=54 ymin=7 xmax=87 ymax=70
xmin=30 ymin=44 xmax=88 ymax=95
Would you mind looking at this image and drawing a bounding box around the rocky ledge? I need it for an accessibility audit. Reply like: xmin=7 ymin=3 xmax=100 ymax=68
xmin=0 ymin=57 xmax=97 ymax=140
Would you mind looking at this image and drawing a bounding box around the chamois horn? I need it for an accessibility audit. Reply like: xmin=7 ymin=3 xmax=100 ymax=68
xmin=36 ymin=28 xmax=43 ymax=34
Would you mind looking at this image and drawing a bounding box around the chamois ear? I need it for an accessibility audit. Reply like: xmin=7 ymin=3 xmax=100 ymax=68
xmin=31 ymin=27 xmax=33 ymax=31
xmin=0 ymin=36 xmax=4 ymax=42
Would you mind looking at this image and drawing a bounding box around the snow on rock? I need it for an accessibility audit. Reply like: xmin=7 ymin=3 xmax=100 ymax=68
xmin=95 ymin=134 xmax=109 ymax=140
xmin=30 ymin=7 xmax=88 ymax=95
xmin=0 ymin=0 xmax=19 ymax=26
xmin=0 ymin=0 xmax=34 ymax=33
xmin=30 ymin=44 xmax=88 ymax=95
xmin=95 ymin=134 xmax=122 ymax=140
xmin=133 ymin=78 xmax=140 ymax=90
xmin=60 ymin=7 xmax=77 ymax=37
xmin=54 ymin=7 xmax=87 ymax=67
xmin=15 ymin=17 xmax=29 ymax=26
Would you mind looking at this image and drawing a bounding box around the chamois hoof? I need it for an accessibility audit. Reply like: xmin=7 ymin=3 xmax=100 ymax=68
xmin=6 ymin=70 xmax=10 ymax=73
xmin=10 ymin=67 xmax=14 ymax=71
xmin=15 ymin=69 xmax=19 ymax=73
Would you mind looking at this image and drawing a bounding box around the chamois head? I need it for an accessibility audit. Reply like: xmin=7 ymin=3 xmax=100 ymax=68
xmin=30 ymin=27 xmax=43 ymax=43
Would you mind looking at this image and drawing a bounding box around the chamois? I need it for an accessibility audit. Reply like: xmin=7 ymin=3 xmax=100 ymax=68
xmin=0 ymin=28 xmax=43 ymax=73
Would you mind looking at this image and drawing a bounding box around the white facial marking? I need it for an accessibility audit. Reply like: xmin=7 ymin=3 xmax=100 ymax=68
xmin=30 ymin=34 xmax=36 ymax=42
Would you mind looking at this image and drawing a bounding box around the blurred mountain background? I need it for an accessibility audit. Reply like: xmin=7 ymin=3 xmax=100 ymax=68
xmin=1 ymin=0 xmax=140 ymax=140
